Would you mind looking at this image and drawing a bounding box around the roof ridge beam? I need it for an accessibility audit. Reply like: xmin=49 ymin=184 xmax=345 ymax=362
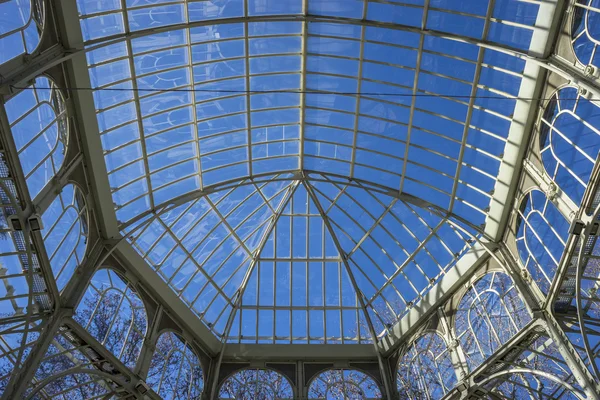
xmin=303 ymin=176 xmax=394 ymax=399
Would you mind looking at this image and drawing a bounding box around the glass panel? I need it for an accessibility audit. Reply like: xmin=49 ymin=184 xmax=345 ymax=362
xmin=233 ymin=181 xmax=369 ymax=344
xmin=455 ymin=272 xmax=531 ymax=370
xmin=147 ymin=331 xmax=204 ymax=399
xmin=308 ymin=369 xmax=382 ymax=399
xmin=479 ymin=330 xmax=585 ymax=399
xmin=74 ymin=268 xmax=148 ymax=369
xmin=0 ymin=0 xmax=44 ymax=65
xmin=572 ymin=0 xmax=600 ymax=67
xmin=41 ymin=184 xmax=88 ymax=292
xmin=130 ymin=177 xmax=295 ymax=338
xmin=28 ymin=325 xmax=134 ymax=399
xmin=516 ymin=190 xmax=569 ymax=295
xmin=5 ymin=76 xmax=68 ymax=198
xmin=83 ymin=18 xmax=533 ymax=225
xmin=397 ymin=332 xmax=457 ymax=399
xmin=0 ymin=319 xmax=41 ymax=395
xmin=74 ymin=1 xmax=545 ymax=348
xmin=219 ymin=368 xmax=293 ymax=399
xmin=540 ymin=86 xmax=600 ymax=206
xmin=309 ymin=175 xmax=473 ymax=337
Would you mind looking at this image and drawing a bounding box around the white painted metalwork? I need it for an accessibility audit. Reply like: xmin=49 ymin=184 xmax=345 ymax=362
xmin=3 ymin=1 xmax=600 ymax=399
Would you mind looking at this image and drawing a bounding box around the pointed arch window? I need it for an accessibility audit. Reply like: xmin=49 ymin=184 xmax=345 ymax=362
xmin=147 ymin=331 xmax=204 ymax=399
xmin=41 ymin=184 xmax=88 ymax=291
xmin=455 ymin=272 xmax=531 ymax=371
xmin=219 ymin=368 xmax=293 ymax=399
xmin=516 ymin=190 xmax=570 ymax=295
xmin=74 ymin=268 xmax=148 ymax=369
xmin=4 ymin=76 xmax=68 ymax=198
xmin=308 ymin=369 xmax=382 ymax=399
xmin=540 ymin=86 xmax=600 ymax=205
xmin=396 ymin=332 xmax=457 ymax=400
xmin=0 ymin=0 xmax=44 ymax=65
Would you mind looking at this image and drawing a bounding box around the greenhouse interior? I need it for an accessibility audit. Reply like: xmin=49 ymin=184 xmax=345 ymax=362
xmin=0 ymin=0 xmax=600 ymax=399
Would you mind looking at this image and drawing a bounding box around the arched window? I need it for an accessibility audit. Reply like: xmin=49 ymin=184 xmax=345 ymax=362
xmin=41 ymin=184 xmax=88 ymax=292
xmin=516 ymin=190 xmax=570 ymax=295
xmin=397 ymin=332 xmax=457 ymax=400
xmin=4 ymin=76 xmax=68 ymax=198
xmin=572 ymin=0 xmax=600 ymax=68
xmin=219 ymin=368 xmax=293 ymax=399
xmin=147 ymin=331 xmax=204 ymax=399
xmin=0 ymin=0 xmax=44 ymax=65
xmin=308 ymin=369 xmax=382 ymax=399
xmin=455 ymin=272 xmax=531 ymax=371
xmin=74 ymin=268 xmax=148 ymax=369
xmin=540 ymin=86 xmax=600 ymax=205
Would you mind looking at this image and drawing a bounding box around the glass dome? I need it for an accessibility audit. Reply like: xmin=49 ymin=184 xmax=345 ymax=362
xmin=76 ymin=0 xmax=546 ymax=344
xmin=5 ymin=1 xmax=599 ymax=399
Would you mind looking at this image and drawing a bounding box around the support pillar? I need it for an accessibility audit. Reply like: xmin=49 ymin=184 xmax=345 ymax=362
xmin=541 ymin=314 xmax=600 ymax=399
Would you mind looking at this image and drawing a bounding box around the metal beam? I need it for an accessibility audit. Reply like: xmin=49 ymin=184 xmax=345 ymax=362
xmin=380 ymin=242 xmax=491 ymax=355
xmin=209 ymin=182 xmax=298 ymax=398
xmin=449 ymin=0 xmax=494 ymax=216
xmin=223 ymin=344 xmax=377 ymax=361
xmin=485 ymin=0 xmax=560 ymax=241
xmin=529 ymin=0 xmax=562 ymax=59
xmin=523 ymin=158 xmax=579 ymax=220
xmin=398 ymin=0 xmax=429 ymax=195
xmin=31 ymin=153 xmax=84 ymax=215
xmin=304 ymin=178 xmax=395 ymax=400
xmin=134 ymin=305 xmax=164 ymax=378
xmin=113 ymin=240 xmax=221 ymax=355
xmin=0 ymin=106 xmax=61 ymax=302
xmin=485 ymin=63 xmax=545 ymax=242
xmin=550 ymin=55 xmax=600 ymax=94
xmin=0 ymin=44 xmax=75 ymax=95
xmin=121 ymin=171 xmax=489 ymax=239
xmin=496 ymin=242 xmax=600 ymax=399
xmin=63 ymin=317 xmax=161 ymax=400
xmin=60 ymin=238 xmax=105 ymax=309
xmin=0 ymin=310 xmax=67 ymax=400
xmin=81 ymin=14 xmax=547 ymax=62
xmin=438 ymin=308 xmax=469 ymax=383
xmin=541 ymin=314 xmax=600 ymax=400
xmin=53 ymin=0 xmax=120 ymax=240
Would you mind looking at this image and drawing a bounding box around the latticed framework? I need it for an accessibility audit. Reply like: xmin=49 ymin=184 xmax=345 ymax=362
xmin=0 ymin=0 xmax=599 ymax=399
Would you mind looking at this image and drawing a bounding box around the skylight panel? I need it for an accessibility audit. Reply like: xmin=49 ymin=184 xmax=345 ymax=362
xmin=85 ymin=15 xmax=535 ymax=223
xmin=130 ymin=178 xmax=296 ymax=336
xmin=54 ymin=0 xmax=552 ymax=348
xmin=309 ymin=0 xmax=365 ymax=18
xmin=232 ymin=182 xmax=371 ymax=344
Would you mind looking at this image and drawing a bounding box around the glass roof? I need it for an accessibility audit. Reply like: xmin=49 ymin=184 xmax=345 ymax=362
xmin=128 ymin=175 xmax=474 ymax=342
xmin=75 ymin=0 xmax=546 ymax=343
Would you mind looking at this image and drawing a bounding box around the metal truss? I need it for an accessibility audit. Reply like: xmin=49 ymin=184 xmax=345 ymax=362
xmin=4 ymin=0 xmax=600 ymax=399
